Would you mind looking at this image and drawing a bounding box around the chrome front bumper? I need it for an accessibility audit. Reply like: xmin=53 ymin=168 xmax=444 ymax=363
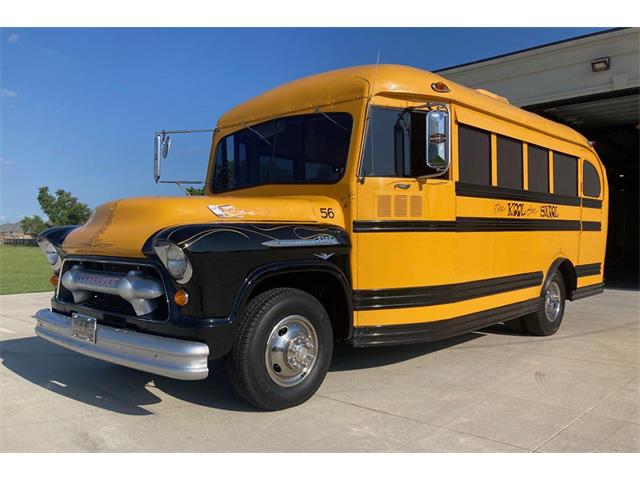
xmin=35 ymin=309 xmax=209 ymax=380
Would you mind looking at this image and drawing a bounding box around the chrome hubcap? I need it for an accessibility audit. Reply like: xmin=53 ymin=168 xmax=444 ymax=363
xmin=545 ymin=281 xmax=562 ymax=322
xmin=265 ymin=315 xmax=318 ymax=387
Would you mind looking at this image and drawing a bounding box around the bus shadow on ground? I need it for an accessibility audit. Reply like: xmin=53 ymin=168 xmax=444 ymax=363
xmin=0 ymin=329 xmax=487 ymax=416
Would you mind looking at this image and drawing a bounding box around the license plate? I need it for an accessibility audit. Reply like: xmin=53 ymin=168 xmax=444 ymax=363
xmin=71 ymin=313 xmax=97 ymax=343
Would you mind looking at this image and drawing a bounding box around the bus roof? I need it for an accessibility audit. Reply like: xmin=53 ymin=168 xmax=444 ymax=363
xmin=217 ymin=64 xmax=592 ymax=150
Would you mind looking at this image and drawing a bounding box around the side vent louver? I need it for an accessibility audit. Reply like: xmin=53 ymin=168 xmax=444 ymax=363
xmin=377 ymin=194 xmax=392 ymax=217
xmin=376 ymin=193 xmax=423 ymax=218
xmin=410 ymin=195 xmax=422 ymax=217
xmin=394 ymin=195 xmax=408 ymax=217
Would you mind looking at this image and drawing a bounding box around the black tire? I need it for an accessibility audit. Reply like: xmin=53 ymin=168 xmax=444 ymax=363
xmin=226 ymin=287 xmax=333 ymax=410
xmin=523 ymin=271 xmax=566 ymax=336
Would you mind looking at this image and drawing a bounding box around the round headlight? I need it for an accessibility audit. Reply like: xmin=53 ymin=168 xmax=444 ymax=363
xmin=154 ymin=242 xmax=193 ymax=284
xmin=38 ymin=239 xmax=61 ymax=271
xmin=166 ymin=244 xmax=188 ymax=279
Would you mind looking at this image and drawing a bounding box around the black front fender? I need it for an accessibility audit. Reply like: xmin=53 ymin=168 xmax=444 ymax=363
xmin=143 ymin=223 xmax=352 ymax=320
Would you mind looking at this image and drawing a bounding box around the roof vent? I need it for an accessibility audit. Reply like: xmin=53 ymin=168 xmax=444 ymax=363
xmin=476 ymin=89 xmax=510 ymax=104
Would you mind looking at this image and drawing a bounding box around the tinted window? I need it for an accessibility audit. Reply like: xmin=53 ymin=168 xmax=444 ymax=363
xmin=212 ymin=113 xmax=352 ymax=192
xmin=527 ymin=145 xmax=549 ymax=193
xmin=497 ymin=135 xmax=523 ymax=189
xmin=458 ymin=124 xmax=491 ymax=185
xmin=362 ymin=108 xmax=406 ymax=177
xmin=583 ymin=161 xmax=601 ymax=198
xmin=553 ymin=152 xmax=578 ymax=196
xmin=361 ymin=107 xmax=444 ymax=177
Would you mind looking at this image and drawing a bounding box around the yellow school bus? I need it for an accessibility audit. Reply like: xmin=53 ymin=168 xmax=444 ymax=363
xmin=35 ymin=65 xmax=607 ymax=410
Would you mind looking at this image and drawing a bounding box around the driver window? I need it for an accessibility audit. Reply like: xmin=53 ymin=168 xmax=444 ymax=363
xmin=361 ymin=106 xmax=448 ymax=178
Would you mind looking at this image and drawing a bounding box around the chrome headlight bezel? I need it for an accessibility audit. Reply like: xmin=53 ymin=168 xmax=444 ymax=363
xmin=37 ymin=238 xmax=62 ymax=272
xmin=154 ymin=242 xmax=193 ymax=284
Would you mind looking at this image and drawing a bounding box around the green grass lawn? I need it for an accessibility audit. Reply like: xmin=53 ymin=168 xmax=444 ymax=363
xmin=0 ymin=245 xmax=54 ymax=295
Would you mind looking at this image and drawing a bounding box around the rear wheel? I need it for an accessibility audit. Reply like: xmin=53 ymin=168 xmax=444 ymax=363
xmin=226 ymin=287 xmax=333 ymax=410
xmin=523 ymin=272 xmax=566 ymax=336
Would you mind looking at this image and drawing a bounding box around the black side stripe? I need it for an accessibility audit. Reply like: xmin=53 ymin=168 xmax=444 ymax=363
xmin=353 ymin=219 xmax=600 ymax=233
xmin=352 ymin=298 xmax=540 ymax=347
xmin=353 ymin=220 xmax=456 ymax=233
xmin=456 ymin=182 xmax=603 ymax=210
xmin=456 ymin=217 xmax=580 ymax=232
xmin=354 ymin=271 xmax=543 ymax=310
xmin=581 ymin=198 xmax=603 ymax=209
xmin=569 ymin=283 xmax=605 ymax=301
xmin=456 ymin=182 xmax=581 ymax=206
xmin=575 ymin=263 xmax=602 ymax=277
xmin=581 ymin=221 xmax=602 ymax=231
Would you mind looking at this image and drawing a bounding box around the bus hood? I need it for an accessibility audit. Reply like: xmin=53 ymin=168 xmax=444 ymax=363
xmin=62 ymin=195 xmax=345 ymax=258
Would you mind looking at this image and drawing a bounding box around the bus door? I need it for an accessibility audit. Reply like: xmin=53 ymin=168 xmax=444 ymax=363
xmin=353 ymin=103 xmax=456 ymax=326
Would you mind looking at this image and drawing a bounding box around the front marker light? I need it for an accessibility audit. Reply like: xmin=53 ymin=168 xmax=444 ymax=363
xmin=37 ymin=238 xmax=62 ymax=272
xmin=154 ymin=242 xmax=193 ymax=284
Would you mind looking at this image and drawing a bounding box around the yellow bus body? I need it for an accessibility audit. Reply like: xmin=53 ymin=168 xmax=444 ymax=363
xmin=62 ymin=64 xmax=607 ymax=333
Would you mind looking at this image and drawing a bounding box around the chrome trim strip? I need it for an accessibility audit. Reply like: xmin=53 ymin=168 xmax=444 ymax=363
xmin=35 ymin=309 xmax=209 ymax=380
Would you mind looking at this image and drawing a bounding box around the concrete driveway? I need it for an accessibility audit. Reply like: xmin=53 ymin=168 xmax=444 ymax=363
xmin=1 ymin=289 xmax=638 ymax=452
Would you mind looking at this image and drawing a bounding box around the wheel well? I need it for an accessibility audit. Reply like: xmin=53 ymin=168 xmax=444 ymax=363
xmin=247 ymin=271 xmax=352 ymax=340
xmin=555 ymin=259 xmax=577 ymax=299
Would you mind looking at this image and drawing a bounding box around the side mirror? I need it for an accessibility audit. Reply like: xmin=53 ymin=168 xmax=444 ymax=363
xmin=154 ymin=133 xmax=162 ymax=182
xmin=153 ymin=132 xmax=172 ymax=183
xmin=162 ymin=135 xmax=171 ymax=158
xmin=425 ymin=109 xmax=449 ymax=170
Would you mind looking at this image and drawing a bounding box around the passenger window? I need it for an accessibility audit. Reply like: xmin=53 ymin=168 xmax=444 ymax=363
xmin=361 ymin=107 xmax=447 ymax=178
xmin=553 ymin=152 xmax=578 ymax=196
xmin=583 ymin=161 xmax=601 ymax=198
xmin=497 ymin=135 xmax=523 ymax=189
xmin=458 ymin=124 xmax=491 ymax=185
xmin=527 ymin=145 xmax=549 ymax=193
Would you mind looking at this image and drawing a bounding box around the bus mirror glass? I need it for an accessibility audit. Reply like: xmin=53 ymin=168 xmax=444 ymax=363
xmin=426 ymin=109 xmax=449 ymax=170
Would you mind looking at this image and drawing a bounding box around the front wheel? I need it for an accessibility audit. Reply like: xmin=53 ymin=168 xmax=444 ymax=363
xmin=523 ymin=272 xmax=566 ymax=336
xmin=226 ymin=287 xmax=333 ymax=410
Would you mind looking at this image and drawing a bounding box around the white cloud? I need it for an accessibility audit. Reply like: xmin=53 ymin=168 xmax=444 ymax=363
xmin=2 ymin=159 xmax=17 ymax=165
xmin=0 ymin=89 xmax=18 ymax=98
xmin=7 ymin=33 xmax=20 ymax=44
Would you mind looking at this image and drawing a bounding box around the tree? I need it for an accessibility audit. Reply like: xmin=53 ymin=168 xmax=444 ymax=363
xmin=185 ymin=186 xmax=205 ymax=195
xmin=20 ymin=186 xmax=92 ymax=236
xmin=20 ymin=215 xmax=48 ymax=236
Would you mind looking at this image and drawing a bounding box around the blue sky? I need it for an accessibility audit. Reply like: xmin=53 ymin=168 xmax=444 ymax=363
xmin=0 ymin=27 xmax=605 ymax=224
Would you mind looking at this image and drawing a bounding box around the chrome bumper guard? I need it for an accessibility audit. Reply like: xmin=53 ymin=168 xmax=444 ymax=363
xmin=35 ymin=309 xmax=209 ymax=380
xmin=60 ymin=265 xmax=165 ymax=316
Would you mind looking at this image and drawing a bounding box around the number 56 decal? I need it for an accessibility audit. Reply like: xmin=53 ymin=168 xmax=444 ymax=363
xmin=320 ymin=208 xmax=335 ymax=219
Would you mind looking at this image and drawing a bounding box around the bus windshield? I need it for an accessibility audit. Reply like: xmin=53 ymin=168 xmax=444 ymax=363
xmin=211 ymin=112 xmax=353 ymax=193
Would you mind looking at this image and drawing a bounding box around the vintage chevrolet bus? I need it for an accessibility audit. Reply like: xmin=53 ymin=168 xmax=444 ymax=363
xmin=35 ymin=65 xmax=607 ymax=410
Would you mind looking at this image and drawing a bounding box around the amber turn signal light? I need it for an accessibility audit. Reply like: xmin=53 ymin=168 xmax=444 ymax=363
xmin=49 ymin=274 xmax=59 ymax=288
xmin=174 ymin=289 xmax=189 ymax=307
xmin=431 ymin=81 xmax=450 ymax=93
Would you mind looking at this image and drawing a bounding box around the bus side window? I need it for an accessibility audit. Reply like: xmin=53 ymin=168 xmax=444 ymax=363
xmin=497 ymin=135 xmax=523 ymax=189
xmin=583 ymin=160 xmax=601 ymax=198
xmin=553 ymin=152 xmax=578 ymax=196
xmin=458 ymin=124 xmax=491 ymax=185
xmin=527 ymin=145 xmax=549 ymax=193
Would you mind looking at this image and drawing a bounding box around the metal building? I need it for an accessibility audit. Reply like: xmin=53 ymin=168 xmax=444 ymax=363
xmin=438 ymin=28 xmax=640 ymax=288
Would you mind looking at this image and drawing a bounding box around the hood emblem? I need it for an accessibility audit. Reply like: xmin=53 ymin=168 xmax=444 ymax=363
xmin=208 ymin=204 xmax=248 ymax=218
xmin=314 ymin=253 xmax=334 ymax=260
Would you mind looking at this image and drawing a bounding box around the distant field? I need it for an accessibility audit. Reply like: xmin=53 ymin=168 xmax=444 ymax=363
xmin=0 ymin=245 xmax=54 ymax=295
